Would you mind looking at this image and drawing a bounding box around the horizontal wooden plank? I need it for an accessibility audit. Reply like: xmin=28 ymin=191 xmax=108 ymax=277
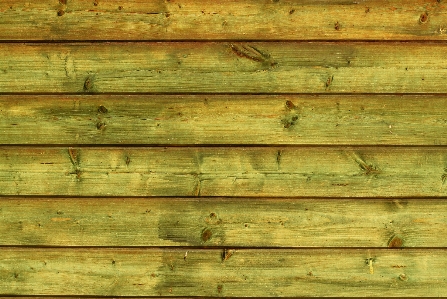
xmin=1 ymin=197 xmax=446 ymax=247
xmin=1 ymin=248 xmax=446 ymax=296
xmin=1 ymin=0 xmax=447 ymax=41
xmin=2 ymin=95 xmax=447 ymax=145
xmin=1 ymin=42 xmax=447 ymax=93
xmin=2 ymin=147 xmax=447 ymax=197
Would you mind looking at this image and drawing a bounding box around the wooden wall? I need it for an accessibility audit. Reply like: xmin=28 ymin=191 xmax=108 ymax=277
xmin=1 ymin=0 xmax=447 ymax=297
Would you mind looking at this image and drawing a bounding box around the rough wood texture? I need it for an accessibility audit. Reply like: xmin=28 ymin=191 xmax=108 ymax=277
xmin=2 ymin=147 xmax=447 ymax=197
xmin=1 ymin=0 xmax=447 ymax=41
xmin=2 ymin=95 xmax=447 ymax=145
xmin=1 ymin=42 xmax=447 ymax=93
xmin=1 ymin=248 xmax=447 ymax=297
xmin=0 ymin=197 xmax=445 ymax=247
xmin=3 ymin=1 xmax=447 ymax=298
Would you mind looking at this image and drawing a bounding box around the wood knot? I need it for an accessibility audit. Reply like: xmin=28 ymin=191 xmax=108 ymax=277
xmin=205 ymin=212 xmax=222 ymax=225
xmin=399 ymin=273 xmax=408 ymax=281
xmin=282 ymin=100 xmax=299 ymax=128
xmin=96 ymin=122 xmax=106 ymax=130
xmin=68 ymin=147 xmax=79 ymax=166
xmin=98 ymin=105 xmax=108 ymax=113
xmin=222 ymin=249 xmax=235 ymax=262
xmin=388 ymin=235 xmax=403 ymax=248
xmin=352 ymin=153 xmax=380 ymax=176
xmin=229 ymin=44 xmax=277 ymax=68
xmin=201 ymin=228 xmax=212 ymax=242
xmin=282 ymin=115 xmax=298 ymax=128
xmin=57 ymin=10 xmax=65 ymax=16
xmin=419 ymin=12 xmax=428 ymax=24
xmin=84 ymin=76 xmax=95 ymax=92
xmin=285 ymin=100 xmax=296 ymax=110
xmin=325 ymin=75 xmax=334 ymax=89
xmin=334 ymin=21 xmax=341 ymax=30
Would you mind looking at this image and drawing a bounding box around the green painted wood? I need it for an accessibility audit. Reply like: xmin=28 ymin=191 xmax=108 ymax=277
xmin=0 ymin=197 xmax=444 ymax=247
xmin=1 ymin=42 xmax=447 ymax=93
xmin=1 ymin=147 xmax=447 ymax=197
xmin=1 ymin=0 xmax=447 ymax=41
xmin=1 ymin=95 xmax=447 ymax=145
xmin=1 ymin=248 xmax=446 ymax=296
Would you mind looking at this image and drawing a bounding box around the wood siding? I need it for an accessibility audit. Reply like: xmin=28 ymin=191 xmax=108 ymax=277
xmin=1 ymin=0 xmax=447 ymax=298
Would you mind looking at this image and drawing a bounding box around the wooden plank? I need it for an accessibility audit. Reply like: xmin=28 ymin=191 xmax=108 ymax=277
xmin=2 ymin=147 xmax=447 ymax=197
xmin=1 ymin=0 xmax=447 ymax=41
xmin=1 ymin=248 xmax=446 ymax=296
xmin=2 ymin=95 xmax=447 ymax=145
xmin=1 ymin=42 xmax=447 ymax=93
xmin=1 ymin=197 xmax=446 ymax=247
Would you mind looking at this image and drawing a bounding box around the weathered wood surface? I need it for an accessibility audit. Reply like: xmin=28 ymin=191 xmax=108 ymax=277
xmin=0 ymin=197 xmax=445 ymax=247
xmin=1 ymin=42 xmax=447 ymax=93
xmin=1 ymin=248 xmax=446 ymax=296
xmin=2 ymin=95 xmax=447 ymax=145
xmin=1 ymin=0 xmax=447 ymax=41
xmin=2 ymin=147 xmax=447 ymax=197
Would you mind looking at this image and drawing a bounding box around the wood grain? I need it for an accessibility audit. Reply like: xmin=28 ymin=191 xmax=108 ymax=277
xmin=1 ymin=42 xmax=447 ymax=93
xmin=2 ymin=147 xmax=447 ymax=197
xmin=1 ymin=248 xmax=447 ymax=296
xmin=1 ymin=0 xmax=447 ymax=41
xmin=0 ymin=197 xmax=445 ymax=247
xmin=2 ymin=95 xmax=447 ymax=145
